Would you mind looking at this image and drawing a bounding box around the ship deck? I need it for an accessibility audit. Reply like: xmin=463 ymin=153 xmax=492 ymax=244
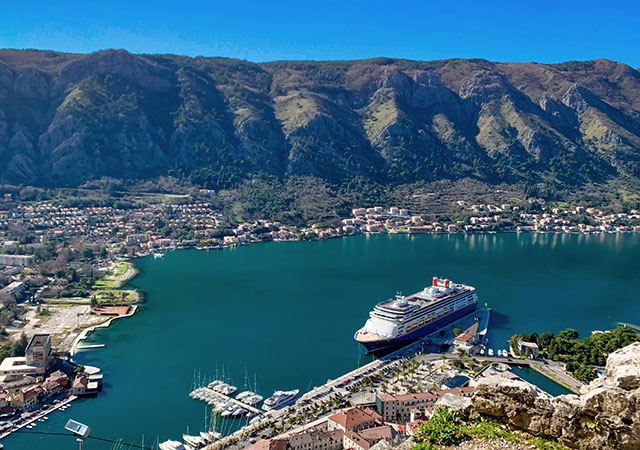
xmin=377 ymin=284 xmax=468 ymax=310
xmin=355 ymin=330 xmax=384 ymax=342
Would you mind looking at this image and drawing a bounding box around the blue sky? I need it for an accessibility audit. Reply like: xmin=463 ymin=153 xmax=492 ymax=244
xmin=0 ymin=0 xmax=638 ymax=67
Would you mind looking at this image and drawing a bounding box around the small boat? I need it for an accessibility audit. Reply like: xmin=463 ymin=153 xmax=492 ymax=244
xmin=488 ymin=349 xmax=494 ymax=356
xmin=214 ymin=402 xmax=228 ymax=413
xmin=153 ymin=253 xmax=165 ymax=259
xmin=262 ymin=389 xmax=299 ymax=411
xmin=249 ymin=415 xmax=262 ymax=425
xmin=159 ymin=440 xmax=185 ymax=450
xmin=245 ymin=393 xmax=263 ymax=405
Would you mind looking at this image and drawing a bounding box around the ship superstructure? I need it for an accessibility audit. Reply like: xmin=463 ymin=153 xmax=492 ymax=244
xmin=354 ymin=277 xmax=478 ymax=354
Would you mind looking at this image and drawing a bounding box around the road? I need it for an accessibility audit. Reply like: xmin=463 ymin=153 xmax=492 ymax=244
xmin=465 ymin=355 xmax=582 ymax=393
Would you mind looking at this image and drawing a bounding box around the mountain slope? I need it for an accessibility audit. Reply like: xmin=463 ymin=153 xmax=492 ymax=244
xmin=1 ymin=49 xmax=639 ymax=188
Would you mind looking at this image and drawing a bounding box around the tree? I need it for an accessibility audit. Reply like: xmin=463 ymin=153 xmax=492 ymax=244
xmin=81 ymin=247 xmax=95 ymax=261
xmin=90 ymin=295 xmax=98 ymax=308
xmin=11 ymin=332 xmax=28 ymax=356
xmin=539 ymin=332 xmax=554 ymax=348
xmin=453 ymin=328 xmax=463 ymax=337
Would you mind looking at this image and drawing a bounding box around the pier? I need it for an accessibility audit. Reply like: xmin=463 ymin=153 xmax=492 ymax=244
xmin=75 ymin=344 xmax=105 ymax=350
xmin=191 ymin=387 xmax=262 ymax=415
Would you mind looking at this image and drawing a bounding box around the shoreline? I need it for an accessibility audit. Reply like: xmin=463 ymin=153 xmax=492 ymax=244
xmin=69 ymin=304 xmax=139 ymax=359
xmin=68 ymin=260 xmax=142 ymax=359
xmin=134 ymin=228 xmax=640 ymax=258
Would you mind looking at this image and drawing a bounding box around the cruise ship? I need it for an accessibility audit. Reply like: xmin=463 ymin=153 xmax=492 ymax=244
xmin=262 ymin=389 xmax=299 ymax=411
xmin=354 ymin=277 xmax=478 ymax=354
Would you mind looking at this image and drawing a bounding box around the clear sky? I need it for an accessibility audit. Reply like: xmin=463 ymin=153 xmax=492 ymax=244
xmin=0 ymin=0 xmax=638 ymax=67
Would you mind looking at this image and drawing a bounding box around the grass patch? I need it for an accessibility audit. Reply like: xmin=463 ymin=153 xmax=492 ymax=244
xmin=92 ymin=260 xmax=134 ymax=289
xmin=413 ymin=409 xmax=570 ymax=450
xmin=93 ymin=289 xmax=137 ymax=303
xmin=466 ymin=417 xmax=520 ymax=442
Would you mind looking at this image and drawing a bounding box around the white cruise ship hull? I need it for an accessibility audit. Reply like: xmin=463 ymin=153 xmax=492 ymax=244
xmin=357 ymin=301 xmax=477 ymax=355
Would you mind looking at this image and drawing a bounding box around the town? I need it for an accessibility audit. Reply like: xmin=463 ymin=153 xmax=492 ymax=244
xmin=0 ymin=332 xmax=102 ymax=438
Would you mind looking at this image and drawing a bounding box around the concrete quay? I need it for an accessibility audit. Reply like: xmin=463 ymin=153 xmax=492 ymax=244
xmin=0 ymin=395 xmax=77 ymax=440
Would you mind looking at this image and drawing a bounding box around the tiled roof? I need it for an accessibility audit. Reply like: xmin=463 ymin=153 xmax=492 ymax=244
xmin=329 ymin=406 xmax=378 ymax=429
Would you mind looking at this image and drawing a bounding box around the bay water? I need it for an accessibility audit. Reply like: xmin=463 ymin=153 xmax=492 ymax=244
xmin=5 ymin=233 xmax=640 ymax=449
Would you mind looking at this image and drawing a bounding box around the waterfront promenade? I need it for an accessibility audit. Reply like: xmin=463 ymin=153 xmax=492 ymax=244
xmin=204 ymin=350 xmax=582 ymax=449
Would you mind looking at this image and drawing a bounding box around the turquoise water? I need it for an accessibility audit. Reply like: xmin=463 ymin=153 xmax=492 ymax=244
xmin=4 ymin=233 xmax=640 ymax=449
xmin=510 ymin=366 xmax=573 ymax=396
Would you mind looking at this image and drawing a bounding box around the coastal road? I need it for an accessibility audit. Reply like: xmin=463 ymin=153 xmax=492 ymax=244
xmin=466 ymin=355 xmax=582 ymax=393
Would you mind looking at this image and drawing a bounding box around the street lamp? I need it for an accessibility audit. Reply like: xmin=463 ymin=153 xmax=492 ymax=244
xmin=65 ymin=419 xmax=91 ymax=450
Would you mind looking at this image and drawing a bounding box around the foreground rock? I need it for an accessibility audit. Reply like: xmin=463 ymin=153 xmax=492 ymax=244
xmin=469 ymin=342 xmax=640 ymax=450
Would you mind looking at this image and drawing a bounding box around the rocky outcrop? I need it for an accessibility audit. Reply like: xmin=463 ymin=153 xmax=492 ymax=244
xmin=467 ymin=343 xmax=640 ymax=450
xmin=13 ymin=68 xmax=49 ymax=100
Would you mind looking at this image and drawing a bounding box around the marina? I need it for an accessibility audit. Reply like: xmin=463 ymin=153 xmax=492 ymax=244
xmin=189 ymin=386 xmax=262 ymax=416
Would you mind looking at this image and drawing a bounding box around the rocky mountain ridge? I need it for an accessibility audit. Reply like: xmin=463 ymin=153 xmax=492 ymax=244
xmin=1 ymin=49 xmax=640 ymax=189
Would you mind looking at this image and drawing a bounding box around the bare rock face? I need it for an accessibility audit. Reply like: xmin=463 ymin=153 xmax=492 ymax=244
xmin=540 ymin=94 xmax=579 ymax=131
xmin=591 ymin=341 xmax=640 ymax=392
xmin=52 ymin=49 xmax=171 ymax=95
xmin=378 ymin=67 xmax=412 ymax=103
xmin=434 ymin=392 xmax=473 ymax=413
xmin=13 ymin=68 xmax=49 ymax=100
xmin=459 ymin=71 xmax=510 ymax=104
xmin=0 ymin=61 xmax=13 ymax=87
xmin=467 ymin=343 xmax=640 ymax=450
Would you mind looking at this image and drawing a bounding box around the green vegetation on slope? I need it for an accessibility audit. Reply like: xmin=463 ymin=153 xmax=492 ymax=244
xmin=412 ymin=408 xmax=569 ymax=450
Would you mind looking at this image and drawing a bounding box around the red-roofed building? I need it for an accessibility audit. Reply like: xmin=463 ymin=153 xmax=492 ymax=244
xmin=46 ymin=370 xmax=69 ymax=388
xmin=343 ymin=430 xmax=372 ymax=450
xmin=247 ymin=438 xmax=287 ymax=450
xmin=0 ymin=405 xmax=15 ymax=418
xmin=357 ymin=425 xmax=394 ymax=445
xmin=288 ymin=429 xmax=344 ymax=450
xmin=72 ymin=376 xmax=88 ymax=395
xmin=328 ymin=407 xmax=383 ymax=433
xmin=10 ymin=385 xmax=43 ymax=410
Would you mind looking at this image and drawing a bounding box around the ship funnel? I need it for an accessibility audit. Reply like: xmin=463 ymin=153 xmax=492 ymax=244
xmin=432 ymin=277 xmax=438 ymax=287
xmin=444 ymin=279 xmax=450 ymax=288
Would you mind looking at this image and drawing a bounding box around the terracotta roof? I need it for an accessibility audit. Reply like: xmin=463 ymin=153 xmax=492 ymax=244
xmin=251 ymin=438 xmax=287 ymax=450
xmin=455 ymin=332 xmax=474 ymax=342
xmin=289 ymin=429 xmax=342 ymax=447
xmin=358 ymin=425 xmax=393 ymax=442
xmin=328 ymin=407 xmax=379 ymax=429
xmin=407 ymin=419 xmax=429 ymax=435
xmin=72 ymin=376 xmax=87 ymax=389
xmin=344 ymin=430 xmax=371 ymax=450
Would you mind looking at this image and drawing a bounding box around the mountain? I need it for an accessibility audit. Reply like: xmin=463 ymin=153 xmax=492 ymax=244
xmin=1 ymin=49 xmax=640 ymax=190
